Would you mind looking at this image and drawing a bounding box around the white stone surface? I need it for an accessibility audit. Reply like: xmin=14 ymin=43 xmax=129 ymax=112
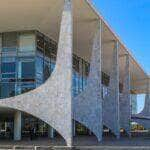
xmin=120 ymin=55 xmax=131 ymax=136
xmin=0 ymin=0 xmax=73 ymax=146
xmin=102 ymin=41 xmax=120 ymax=138
xmin=73 ymin=20 xmax=102 ymax=142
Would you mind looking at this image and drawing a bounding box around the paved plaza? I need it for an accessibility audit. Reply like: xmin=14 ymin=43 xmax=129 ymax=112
xmin=1 ymin=136 xmax=150 ymax=149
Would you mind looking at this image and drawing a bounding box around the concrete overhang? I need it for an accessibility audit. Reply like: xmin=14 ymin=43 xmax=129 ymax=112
xmin=0 ymin=0 xmax=148 ymax=94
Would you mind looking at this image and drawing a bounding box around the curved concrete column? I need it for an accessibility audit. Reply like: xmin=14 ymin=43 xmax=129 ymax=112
xmin=132 ymin=79 xmax=150 ymax=128
xmin=73 ymin=20 xmax=102 ymax=142
xmin=0 ymin=0 xmax=73 ymax=146
xmin=102 ymin=41 xmax=120 ymax=138
xmin=120 ymin=54 xmax=131 ymax=136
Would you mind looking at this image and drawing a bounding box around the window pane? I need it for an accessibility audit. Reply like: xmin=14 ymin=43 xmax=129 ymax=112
xmin=2 ymin=32 xmax=17 ymax=51
xmin=19 ymin=33 xmax=35 ymax=52
xmin=2 ymin=62 xmax=15 ymax=73
xmin=18 ymin=58 xmax=35 ymax=79
xmin=44 ymin=60 xmax=50 ymax=81
xmin=36 ymin=55 xmax=44 ymax=84
xmin=21 ymin=61 xmax=35 ymax=79
xmin=37 ymin=34 xmax=44 ymax=53
xmin=0 ymin=82 xmax=15 ymax=98
xmin=1 ymin=57 xmax=16 ymax=79
xmin=20 ymin=82 xmax=35 ymax=94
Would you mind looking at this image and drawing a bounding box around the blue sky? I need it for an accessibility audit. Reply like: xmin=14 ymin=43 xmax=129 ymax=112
xmin=92 ymin=0 xmax=150 ymax=74
xmin=92 ymin=0 xmax=150 ymax=112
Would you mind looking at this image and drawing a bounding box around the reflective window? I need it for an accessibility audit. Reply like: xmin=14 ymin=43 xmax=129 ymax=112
xmin=36 ymin=53 xmax=44 ymax=85
xmin=1 ymin=57 xmax=16 ymax=79
xmin=19 ymin=33 xmax=35 ymax=52
xmin=18 ymin=58 xmax=35 ymax=80
xmin=50 ymin=55 xmax=56 ymax=73
xmin=0 ymin=30 xmax=112 ymax=100
xmin=37 ymin=34 xmax=44 ymax=53
xmin=20 ymin=82 xmax=35 ymax=94
xmin=0 ymin=82 xmax=15 ymax=98
xmin=2 ymin=32 xmax=17 ymax=52
xmin=45 ymin=40 xmax=51 ymax=58
xmin=44 ymin=58 xmax=50 ymax=81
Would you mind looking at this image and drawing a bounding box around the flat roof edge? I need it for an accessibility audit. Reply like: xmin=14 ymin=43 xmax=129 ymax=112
xmin=85 ymin=0 xmax=149 ymax=78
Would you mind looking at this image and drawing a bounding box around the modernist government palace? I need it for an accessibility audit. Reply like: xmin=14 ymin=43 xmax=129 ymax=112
xmin=0 ymin=0 xmax=149 ymax=147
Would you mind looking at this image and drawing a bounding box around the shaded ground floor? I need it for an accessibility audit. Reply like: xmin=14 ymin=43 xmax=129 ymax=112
xmin=1 ymin=110 xmax=150 ymax=144
xmin=1 ymin=136 xmax=150 ymax=147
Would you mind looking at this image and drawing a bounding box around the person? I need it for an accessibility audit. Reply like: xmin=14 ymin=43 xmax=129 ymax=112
xmin=33 ymin=127 xmax=36 ymax=139
xmin=29 ymin=126 xmax=34 ymax=140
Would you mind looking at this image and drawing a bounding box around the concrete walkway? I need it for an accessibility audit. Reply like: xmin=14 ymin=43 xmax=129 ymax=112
xmin=1 ymin=136 xmax=150 ymax=149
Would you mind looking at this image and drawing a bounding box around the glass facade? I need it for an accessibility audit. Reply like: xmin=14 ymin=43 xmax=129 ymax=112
xmin=0 ymin=31 xmax=36 ymax=98
xmin=0 ymin=30 xmax=111 ymax=137
xmin=0 ymin=30 xmax=104 ymax=99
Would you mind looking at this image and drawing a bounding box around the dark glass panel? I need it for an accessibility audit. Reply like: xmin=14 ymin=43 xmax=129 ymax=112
xmin=37 ymin=34 xmax=44 ymax=53
xmin=76 ymin=121 xmax=89 ymax=135
xmin=50 ymin=55 xmax=56 ymax=73
xmin=102 ymin=72 xmax=110 ymax=86
xmin=73 ymin=55 xmax=80 ymax=72
xmin=20 ymin=82 xmax=35 ymax=94
xmin=44 ymin=59 xmax=50 ymax=81
xmin=0 ymin=82 xmax=15 ymax=98
xmin=2 ymin=32 xmax=17 ymax=52
xmin=44 ymin=40 xmax=51 ymax=58
xmin=2 ymin=62 xmax=15 ymax=73
xmin=84 ymin=62 xmax=90 ymax=77
xmin=36 ymin=54 xmax=44 ymax=85
xmin=1 ymin=57 xmax=16 ymax=79
xmin=50 ymin=40 xmax=57 ymax=56
xmin=119 ymin=83 xmax=123 ymax=93
xmin=21 ymin=61 xmax=35 ymax=79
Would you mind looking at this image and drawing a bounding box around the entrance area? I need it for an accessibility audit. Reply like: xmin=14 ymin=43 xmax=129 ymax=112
xmin=0 ymin=109 xmax=60 ymax=141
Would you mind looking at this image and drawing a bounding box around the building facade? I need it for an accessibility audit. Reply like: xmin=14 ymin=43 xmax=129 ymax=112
xmin=0 ymin=0 xmax=149 ymax=147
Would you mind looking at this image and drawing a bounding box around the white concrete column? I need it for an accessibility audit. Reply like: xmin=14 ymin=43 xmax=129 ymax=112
xmin=120 ymin=54 xmax=131 ymax=137
xmin=14 ymin=111 xmax=22 ymax=141
xmin=56 ymin=0 xmax=73 ymax=146
xmin=110 ymin=41 xmax=120 ymax=139
xmin=103 ymin=40 xmax=120 ymax=139
xmin=48 ymin=126 xmax=55 ymax=139
xmin=73 ymin=19 xmax=103 ymax=142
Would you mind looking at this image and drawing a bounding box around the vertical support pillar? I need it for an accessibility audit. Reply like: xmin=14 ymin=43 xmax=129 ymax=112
xmin=48 ymin=126 xmax=55 ymax=139
xmin=73 ymin=19 xmax=103 ymax=142
xmin=14 ymin=111 xmax=21 ymax=141
xmin=56 ymin=0 xmax=73 ymax=146
xmin=120 ymin=54 xmax=131 ymax=136
xmin=110 ymin=41 xmax=120 ymax=139
xmin=103 ymin=40 xmax=120 ymax=139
